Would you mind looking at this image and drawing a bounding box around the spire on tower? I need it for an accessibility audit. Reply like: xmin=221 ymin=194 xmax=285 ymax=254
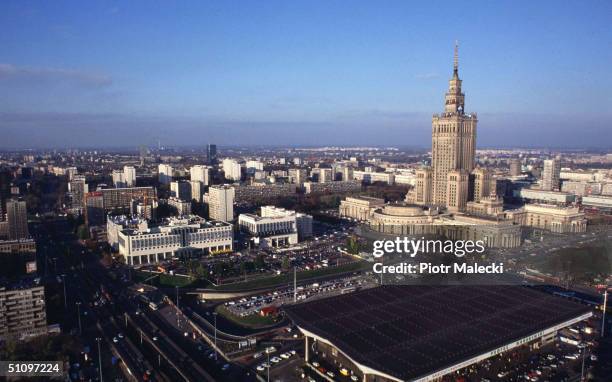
xmin=453 ymin=40 xmax=459 ymax=76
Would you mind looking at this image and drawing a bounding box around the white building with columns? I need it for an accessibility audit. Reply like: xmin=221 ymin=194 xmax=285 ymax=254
xmin=112 ymin=215 xmax=233 ymax=266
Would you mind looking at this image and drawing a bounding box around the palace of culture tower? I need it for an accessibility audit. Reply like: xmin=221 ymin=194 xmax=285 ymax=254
xmin=409 ymin=43 xmax=489 ymax=212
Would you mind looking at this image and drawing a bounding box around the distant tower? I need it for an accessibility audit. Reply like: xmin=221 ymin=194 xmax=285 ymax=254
xmin=431 ymin=42 xmax=477 ymax=210
xmin=207 ymin=144 xmax=218 ymax=165
xmin=139 ymin=145 xmax=147 ymax=166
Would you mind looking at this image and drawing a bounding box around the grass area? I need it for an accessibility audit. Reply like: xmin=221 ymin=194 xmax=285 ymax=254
xmin=134 ymin=270 xmax=198 ymax=288
xmin=215 ymin=304 xmax=279 ymax=328
xmin=213 ymin=260 xmax=369 ymax=292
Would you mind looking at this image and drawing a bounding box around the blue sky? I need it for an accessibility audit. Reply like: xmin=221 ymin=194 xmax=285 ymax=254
xmin=1 ymin=1 xmax=611 ymax=148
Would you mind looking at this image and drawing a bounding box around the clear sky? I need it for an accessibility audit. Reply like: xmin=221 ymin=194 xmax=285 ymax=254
xmin=1 ymin=1 xmax=611 ymax=149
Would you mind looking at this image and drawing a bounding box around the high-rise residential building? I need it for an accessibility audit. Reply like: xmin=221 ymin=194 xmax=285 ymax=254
xmin=190 ymin=180 xmax=202 ymax=202
xmin=471 ymin=168 xmax=491 ymax=202
xmin=123 ymin=166 xmax=136 ymax=187
xmin=319 ymin=168 xmax=333 ymax=183
xmin=222 ymin=158 xmax=242 ymax=181
xmin=342 ymin=166 xmax=354 ymax=181
xmin=288 ymin=168 xmax=308 ymax=185
xmin=207 ymin=144 xmax=218 ymax=164
xmin=246 ymin=160 xmax=264 ymax=173
xmin=168 ymin=197 xmax=192 ymax=216
xmin=158 ymin=164 xmax=173 ymax=185
xmin=170 ymin=180 xmax=191 ymax=201
xmin=208 ymin=185 xmax=235 ymax=222
xmin=509 ymin=158 xmax=522 ymax=177
xmin=6 ymin=198 xmax=29 ymax=240
xmin=431 ymin=43 xmax=477 ymax=209
xmin=0 ymin=283 xmax=48 ymax=341
xmin=112 ymin=169 xmax=125 ymax=188
xmin=542 ymin=159 xmax=561 ymax=191
xmin=190 ymin=165 xmax=211 ymax=185
xmin=100 ymin=187 xmax=156 ymax=211
xmin=85 ymin=192 xmax=105 ymax=226
xmin=65 ymin=167 xmax=78 ymax=181
xmin=68 ymin=175 xmax=88 ymax=210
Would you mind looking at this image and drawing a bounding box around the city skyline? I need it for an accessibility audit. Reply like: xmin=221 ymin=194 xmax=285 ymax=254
xmin=1 ymin=1 xmax=612 ymax=149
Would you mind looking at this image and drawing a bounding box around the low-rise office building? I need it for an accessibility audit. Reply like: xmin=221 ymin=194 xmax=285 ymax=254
xmin=513 ymin=188 xmax=575 ymax=205
xmin=506 ymin=204 xmax=587 ymax=233
xmin=353 ymin=170 xmax=395 ymax=185
xmin=239 ymin=206 xmax=312 ymax=247
xmin=339 ymin=196 xmax=386 ymax=221
xmin=113 ymin=215 xmax=233 ymax=266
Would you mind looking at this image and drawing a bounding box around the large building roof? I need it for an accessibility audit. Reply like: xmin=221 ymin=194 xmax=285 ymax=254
xmin=285 ymin=285 xmax=591 ymax=381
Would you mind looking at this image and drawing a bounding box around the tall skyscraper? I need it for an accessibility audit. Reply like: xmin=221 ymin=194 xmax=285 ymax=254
xmin=208 ymin=185 xmax=235 ymax=222
xmin=542 ymin=159 xmax=561 ymax=191
xmin=207 ymin=144 xmax=218 ymax=164
xmin=431 ymin=43 xmax=477 ymax=209
xmin=6 ymin=198 xmax=29 ymax=240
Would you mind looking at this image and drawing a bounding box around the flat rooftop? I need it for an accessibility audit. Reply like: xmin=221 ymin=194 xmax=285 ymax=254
xmin=286 ymin=285 xmax=591 ymax=381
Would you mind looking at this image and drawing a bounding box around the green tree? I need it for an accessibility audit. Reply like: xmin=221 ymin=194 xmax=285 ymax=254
xmin=76 ymin=224 xmax=89 ymax=240
xmin=346 ymin=236 xmax=360 ymax=254
xmin=281 ymin=256 xmax=290 ymax=270
xmin=254 ymin=254 xmax=266 ymax=270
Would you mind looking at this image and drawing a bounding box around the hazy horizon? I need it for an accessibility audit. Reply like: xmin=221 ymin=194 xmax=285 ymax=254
xmin=1 ymin=1 xmax=611 ymax=149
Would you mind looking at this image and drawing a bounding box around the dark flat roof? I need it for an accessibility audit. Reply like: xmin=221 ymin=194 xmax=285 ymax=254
xmin=285 ymin=285 xmax=591 ymax=381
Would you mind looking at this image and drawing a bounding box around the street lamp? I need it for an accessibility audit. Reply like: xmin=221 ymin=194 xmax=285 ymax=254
xmin=61 ymin=274 xmax=67 ymax=309
xmin=76 ymin=302 xmax=82 ymax=335
xmin=95 ymin=337 xmax=103 ymax=382
xmin=213 ymin=312 xmax=218 ymax=361
xmin=579 ymin=343 xmax=587 ymax=381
